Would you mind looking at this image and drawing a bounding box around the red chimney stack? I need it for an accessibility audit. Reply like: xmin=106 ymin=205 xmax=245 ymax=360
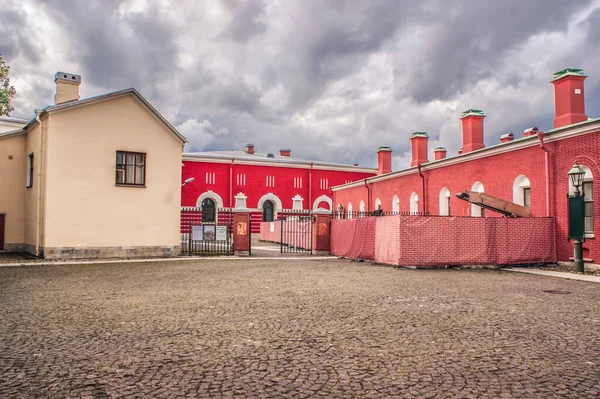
xmin=552 ymin=68 xmax=587 ymax=129
xmin=410 ymin=132 xmax=429 ymax=167
xmin=279 ymin=149 xmax=291 ymax=157
xmin=245 ymin=144 xmax=255 ymax=154
xmin=433 ymin=146 xmax=447 ymax=161
xmin=377 ymin=146 xmax=392 ymax=175
xmin=460 ymin=109 xmax=485 ymax=153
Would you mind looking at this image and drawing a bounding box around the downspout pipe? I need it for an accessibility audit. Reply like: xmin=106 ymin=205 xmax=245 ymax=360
xmin=309 ymin=163 xmax=313 ymax=211
xmin=417 ymin=164 xmax=426 ymax=214
xmin=537 ymin=131 xmax=550 ymax=217
xmin=35 ymin=110 xmax=44 ymax=257
xmin=229 ymin=158 xmax=234 ymax=208
xmin=363 ymin=178 xmax=371 ymax=212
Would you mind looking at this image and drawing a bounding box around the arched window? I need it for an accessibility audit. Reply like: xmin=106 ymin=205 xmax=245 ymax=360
xmin=347 ymin=202 xmax=353 ymax=219
xmin=263 ymin=200 xmax=275 ymax=222
xmin=392 ymin=195 xmax=400 ymax=214
xmin=410 ymin=192 xmax=419 ymax=214
xmin=439 ymin=187 xmax=451 ymax=216
xmin=471 ymin=182 xmax=484 ymax=217
xmin=569 ymin=165 xmax=594 ymax=235
xmin=201 ymin=198 xmax=216 ymax=223
xmin=513 ymin=175 xmax=531 ymax=208
xmin=359 ymin=200 xmax=365 ymax=217
xmin=375 ymin=198 xmax=382 ymax=211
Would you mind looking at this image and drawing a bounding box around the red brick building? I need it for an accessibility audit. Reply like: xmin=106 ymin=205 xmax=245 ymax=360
xmin=181 ymin=146 xmax=376 ymax=232
xmin=332 ymin=68 xmax=598 ymax=263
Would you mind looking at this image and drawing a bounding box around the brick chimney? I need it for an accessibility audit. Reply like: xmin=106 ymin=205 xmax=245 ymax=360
xmin=377 ymin=146 xmax=392 ymax=175
xmin=279 ymin=149 xmax=291 ymax=157
xmin=460 ymin=109 xmax=485 ymax=153
xmin=433 ymin=146 xmax=447 ymax=161
xmin=245 ymin=144 xmax=255 ymax=154
xmin=500 ymin=133 xmax=514 ymax=143
xmin=523 ymin=127 xmax=539 ymax=137
xmin=552 ymin=68 xmax=587 ymax=129
xmin=410 ymin=132 xmax=429 ymax=167
xmin=54 ymin=72 xmax=81 ymax=105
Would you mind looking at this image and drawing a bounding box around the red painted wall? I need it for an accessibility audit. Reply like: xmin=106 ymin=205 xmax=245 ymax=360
xmin=181 ymin=159 xmax=375 ymax=232
xmin=333 ymin=130 xmax=600 ymax=262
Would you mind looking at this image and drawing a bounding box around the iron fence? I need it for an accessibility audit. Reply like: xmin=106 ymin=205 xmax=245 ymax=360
xmin=180 ymin=207 xmax=234 ymax=255
xmin=330 ymin=210 xmax=430 ymax=220
xmin=279 ymin=209 xmax=313 ymax=253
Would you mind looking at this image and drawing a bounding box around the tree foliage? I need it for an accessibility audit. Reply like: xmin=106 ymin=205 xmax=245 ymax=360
xmin=0 ymin=55 xmax=17 ymax=116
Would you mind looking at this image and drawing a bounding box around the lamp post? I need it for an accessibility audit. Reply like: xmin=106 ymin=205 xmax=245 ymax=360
xmin=567 ymin=162 xmax=586 ymax=273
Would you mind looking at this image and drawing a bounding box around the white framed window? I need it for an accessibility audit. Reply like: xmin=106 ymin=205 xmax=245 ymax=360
xmin=26 ymin=153 xmax=34 ymax=188
xmin=205 ymin=172 xmax=216 ymax=185
xmin=294 ymin=177 xmax=303 ymax=189
xmin=392 ymin=195 xmax=400 ymax=214
xmin=359 ymin=200 xmax=365 ymax=216
xmin=375 ymin=198 xmax=382 ymax=210
xmin=439 ymin=187 xmax=451 ymax=216
xmin=236 ymin=173 xmax=246 ymax=186
xmin=266 ymin=175 xmax=275 ymax=187
xmin=347 ymin=202 xmax=353 ymax=219
xmin=512 ymin=175 xmax=531 ymax=208
xmin=410 ymin=192 xmax=419 ymax=214
xmin=471 ymin=181 xmax=484 ymax=217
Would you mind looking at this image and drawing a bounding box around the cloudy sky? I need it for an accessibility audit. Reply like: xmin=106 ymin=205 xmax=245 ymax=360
xmin=2 ymin=0 xmax=600 ymax=169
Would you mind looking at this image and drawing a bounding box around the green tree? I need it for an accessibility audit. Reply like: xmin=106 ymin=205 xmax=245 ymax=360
xmin=0 ymin=55 xmax=17 ymax=116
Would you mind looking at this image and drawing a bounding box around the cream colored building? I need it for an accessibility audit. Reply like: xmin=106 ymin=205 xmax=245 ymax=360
xmin=0 ymin=72 xmax=187 ymax=258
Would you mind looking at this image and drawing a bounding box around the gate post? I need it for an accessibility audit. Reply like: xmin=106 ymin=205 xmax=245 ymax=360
xmin=233 ymin=210 xmax=251 ymax=256
xmin=312 ymin=209 xmax=331 ymax=255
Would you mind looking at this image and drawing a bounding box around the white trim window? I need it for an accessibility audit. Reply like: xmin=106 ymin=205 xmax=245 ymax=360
xmin=266 ymin=175 xmax=275 ymax=187
xmin=26 ymin=153 xmax=34 ymax=188
xmin=205 ymin=172 xmax=216 ymax=185
xmin=512 ymin=175 xmax=531 ymax=208
xmin=439 ymin=187 xmax=451 ymax=216
xmin=236 ymin=173 xmax=246 ymax=186
xmin=569 ymin=165 xmax=594 ymax=236
xmin=471 ymin=182 xmax=484 ymax=217
xmin=392 ymin=195 xmax=400 ymax=214
xmin=410 ymin=192 xmax=419 ymax=215
xmin=347 ymin=202 xmax=353 ymax=219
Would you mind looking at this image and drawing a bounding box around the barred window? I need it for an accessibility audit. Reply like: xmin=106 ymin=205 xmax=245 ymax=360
xmin=116 ymin=151 xmax=146 ymax=186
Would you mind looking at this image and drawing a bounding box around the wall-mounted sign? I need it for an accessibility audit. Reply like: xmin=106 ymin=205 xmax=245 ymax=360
xmin=204 ymin=225 xmax=216 ymax=241
xmin=191 ymin=225 xmax=203 ymax=241
xmin=216 ymin=225 xmax=228 ymax=241
xmin=237 ymin=222 xmax=247 ymax=236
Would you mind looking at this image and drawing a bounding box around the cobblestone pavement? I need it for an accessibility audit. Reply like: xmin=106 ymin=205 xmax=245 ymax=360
xmin=1 ymin=259 xmax=599 ymax=398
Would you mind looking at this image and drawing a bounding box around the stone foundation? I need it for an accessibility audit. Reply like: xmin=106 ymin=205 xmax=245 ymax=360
xmin=1 ymin=243 xmax=25 ymax=253
xmin=40 ymin=245 xmax=181 ymax=260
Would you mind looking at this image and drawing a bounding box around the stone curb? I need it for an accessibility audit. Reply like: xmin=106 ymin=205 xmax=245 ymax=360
xmin=504 ymin=268 xmax=600 ymax=284
xmin=0 ymin=256 xmax=336 ymax=268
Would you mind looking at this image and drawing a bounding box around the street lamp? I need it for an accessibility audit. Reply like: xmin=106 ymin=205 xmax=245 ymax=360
xmin=182 ymin=177 xmax=195 ymax=187
xmin=567 ymin=162 xmax=586 ymax=273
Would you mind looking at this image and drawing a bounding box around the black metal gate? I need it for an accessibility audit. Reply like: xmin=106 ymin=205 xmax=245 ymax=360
xmin=180 ymin=207 xmax=234 ymax=255
xmin=280 ymin=210 xmax=313 ymax=254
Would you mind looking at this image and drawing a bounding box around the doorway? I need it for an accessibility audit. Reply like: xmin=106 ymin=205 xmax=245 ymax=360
xmin=0 ymin=214 xmax=5 ymax=250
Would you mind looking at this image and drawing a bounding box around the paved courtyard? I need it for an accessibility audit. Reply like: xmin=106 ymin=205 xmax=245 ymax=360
xmin=0 ymin=258 xmax=599 ymax=398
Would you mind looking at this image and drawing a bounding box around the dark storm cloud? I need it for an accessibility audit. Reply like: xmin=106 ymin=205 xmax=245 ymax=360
xmin=395 ymin=0 xmax=593 ymax=103
xmin=0 ymin=8 xmax=41 ymax=64
xmin=3 ymin=0 xmax=600 ymax=168
xmin=219 ymin=0 xmax=267 ymax=42
xmin=39 ymin=0 xmax=181 ymax=93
